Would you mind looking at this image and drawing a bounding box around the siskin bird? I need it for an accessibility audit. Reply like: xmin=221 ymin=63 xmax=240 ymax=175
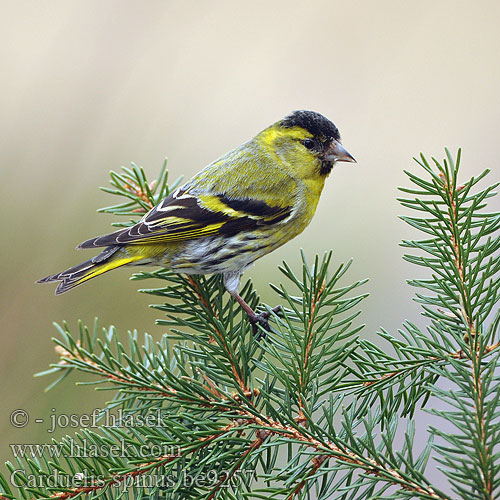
xmin=38 ymin=110 xmax=355 ymax=335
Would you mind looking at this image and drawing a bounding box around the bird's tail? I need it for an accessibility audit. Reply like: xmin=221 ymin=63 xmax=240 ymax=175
xmin=37 ymin=246 xmax=144 ymax=294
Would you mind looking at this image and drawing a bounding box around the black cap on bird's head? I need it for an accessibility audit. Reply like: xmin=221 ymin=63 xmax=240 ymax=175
xmin=281 ymin=110 xmax=356 ymax=175
xmin=281 ymin=110 xmax=340 ymax=141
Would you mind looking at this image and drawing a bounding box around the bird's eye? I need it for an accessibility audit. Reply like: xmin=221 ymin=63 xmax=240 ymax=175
xmin=302 ymin=139 xmax=315 ymax=150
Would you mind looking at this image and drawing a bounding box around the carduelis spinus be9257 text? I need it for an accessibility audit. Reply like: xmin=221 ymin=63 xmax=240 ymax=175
xmin=39 ymin=110 xmax=355 ymax=335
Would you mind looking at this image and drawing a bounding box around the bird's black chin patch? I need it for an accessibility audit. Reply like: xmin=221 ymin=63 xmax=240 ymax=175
xmin=320 ymin=160 xmax=334 ymax=175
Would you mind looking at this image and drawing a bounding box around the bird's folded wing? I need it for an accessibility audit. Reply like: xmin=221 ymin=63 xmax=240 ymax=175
xmin=78 ymin=188 xmax=292 ymax=248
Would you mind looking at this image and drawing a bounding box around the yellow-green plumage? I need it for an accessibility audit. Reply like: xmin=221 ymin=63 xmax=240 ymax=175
xmin=39 ymin=110 xmax=355 ymax=333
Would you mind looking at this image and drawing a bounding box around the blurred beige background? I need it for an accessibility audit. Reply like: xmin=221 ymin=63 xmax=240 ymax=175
xmin=1 ymin=0 xmax=499 ymax=488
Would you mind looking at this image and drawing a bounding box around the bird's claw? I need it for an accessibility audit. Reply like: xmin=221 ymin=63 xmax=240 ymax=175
xmin=249 ymin=306 xmax=282 ymax=339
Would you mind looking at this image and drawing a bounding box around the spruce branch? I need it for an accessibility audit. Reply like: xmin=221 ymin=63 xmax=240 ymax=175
xmin=397 ymin=149 xmax=500 ymax=498
xmin=2 ymin=153 xmax=498 ymax=499
xmin=98 ymin=159 xmax=182 ymax=227
xmin=31 ymin=321 xmax=451 ymax=500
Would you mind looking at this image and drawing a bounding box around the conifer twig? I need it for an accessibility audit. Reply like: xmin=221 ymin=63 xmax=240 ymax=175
xmin=3 ymin=154 xmax=498 ymax=500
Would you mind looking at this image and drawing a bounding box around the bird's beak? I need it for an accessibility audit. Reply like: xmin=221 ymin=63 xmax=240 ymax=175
xmin=324 ymin=139 xmax=356 ymax=163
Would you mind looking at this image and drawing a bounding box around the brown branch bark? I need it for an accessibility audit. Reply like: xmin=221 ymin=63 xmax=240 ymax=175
xmin=186 ymin=276 xmax=248 ymax=392
xmin=297 ymin=279 xmax=326 ymax=425
xmin=442 ymin=170 xmax=493 ymax=499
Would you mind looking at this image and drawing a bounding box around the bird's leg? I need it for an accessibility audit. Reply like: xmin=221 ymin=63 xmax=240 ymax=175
xmin=231 ymin=292 xmax=282 ymax=338
xmin=223 ymin=271 xmax=281 ymax=338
